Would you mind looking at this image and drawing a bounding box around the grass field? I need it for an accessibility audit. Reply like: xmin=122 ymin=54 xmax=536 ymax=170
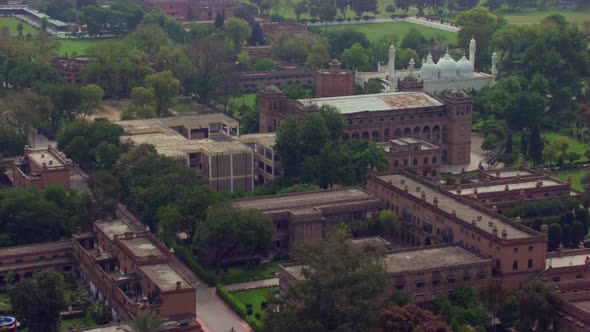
xmin=220 ymin=260 xmax=284 ymax=284
xmin=60 ymin=317 xmax=96 ymax=331
xmin=543 ymin=131 xmax=590 ymax=163
xmin=309 ymin=21 xmax=457 ymax=44
xmin=502 ymin=7 xmax=590 ymax=25
xmin=232 ymin=286 xmax=277 ymax=327
xmin=0 ymin=17 xmax=38 ymax=35
xmin=553 ymin=168 xmax=589 ymax=192
xmin=0 ymin=293 xmax=11 ymax=311
xmin=58 ymin=39 xmax=111 ymax=56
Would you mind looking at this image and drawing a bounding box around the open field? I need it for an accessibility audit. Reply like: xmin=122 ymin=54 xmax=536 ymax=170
xmin=552 ymin=168 xmax=589 ymax=192
xmin=0 ymin=17 xmax=38 ymax=35
xmin=502 ymin=7 xmax=590 ymax=25
xmin=59 ymin=39 xmax=111 ymax=56
xmin=543 ymin=131 xmax=590 ymax=163
xmin=231 ymin=286 xmax=277 ymax=328
xmin=60 ymin=316 xmax=96 ymax=331
xmin=309 ymin=21 xmax=457 ymax=44
xmin=220 ymin=260 xmax=284 ymax=284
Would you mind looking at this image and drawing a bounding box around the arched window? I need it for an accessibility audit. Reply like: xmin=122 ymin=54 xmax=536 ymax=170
xmin=384 ymin=128 xmax=390 ymax=141
xmin=432 ymin=170 xmax=437 ymax=177
xmin=342 ymin=133 xmax=350 ymax=141
xmin=352 ymin=132 xmax=359 ymax=140
xmin=361 ymin=131 xmax=369 ymax=140
xmin=403 ymin=128 xmax=411 ymax=137
xmin=423 ymin=157 xmax=428 ymax=164
xmin=413 ymin=158 xmax=418 ymax=166
xmin=394 ymin=128 xmax=402 ymax=138
xmin=371 ymin=130 xmax=379 ymax=141
xmin=413 ymin=127 xmax=421 ymax=138
xmin=432 ymin=125 xmax=440 ymax=143
xmin=403 ymin=159 xmax=408 ymax=166
xmin=423 ymin=126 xmax=431 ymax=141
xmin=394 ymin=160 xmax=399 ymax=167
xmin=432 ymin=156 xmax=437 ymax=164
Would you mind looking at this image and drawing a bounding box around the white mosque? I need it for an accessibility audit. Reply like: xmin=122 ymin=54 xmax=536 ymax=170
xmin=356 ymin=38 xmax=497 ymax=94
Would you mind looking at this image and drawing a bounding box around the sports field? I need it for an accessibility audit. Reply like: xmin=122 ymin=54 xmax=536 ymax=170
xmin=0 ymin=16 xmax=39 ymax=35
xmin=309 ymin=21 xmax=457 ymax=44
xmin=59 ymin=38 xmax=111 ymax=56
xmin=503 ymin=7 xmax=590 ymax=25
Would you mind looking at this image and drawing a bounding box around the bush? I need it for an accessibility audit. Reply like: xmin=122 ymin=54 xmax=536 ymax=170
xmin=173 ymin=243 xmax=217 ymax=286
xmin=261 ymin=301 xmax=268 ymax=309
xmin=247 ymin=308 xmax=253 ymax=315
xmin=347 ymin=17 xmax=351 ymax=21
xmin=255 ymin=312 xmax=261 ymax=320
xmin=216 ymin=284 xmax=247 ymax=317
xmin=336 ymin=17 xmax=344 ymax=22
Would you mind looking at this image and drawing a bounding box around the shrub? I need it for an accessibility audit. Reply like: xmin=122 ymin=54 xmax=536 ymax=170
xmin=336 ymin=17 xmax=344 ymax=22
xmin=255 ymin=312 xmax=261 ymax=320
xmin=173 ymin=244 xmax=216 ymax=286
xmin=246 ymin=303 xmax=253 ymax=309
xmin=261 ymin=301 xmax=268 ymax=309
xmin=346 ymin=17 xmax=351 ymax=21
xmin=215 ymin=284 xmax=247 ymax=317
xmin=247 ymin=308 xmax=253 ymax=315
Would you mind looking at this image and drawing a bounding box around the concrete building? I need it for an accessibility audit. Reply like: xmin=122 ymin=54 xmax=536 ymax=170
xmin=280 ymin=244 xmax=491 ymax=303
xmin=357 ymin=39 xmax=496 ymax=95
xmin=383 ymin=137 xmax=441 ymax=179
xmin=143 ymin=0 xmax=239 ymax=22
xmin=231 ymin=187 xmax=382 ymax=255
xmin=259 ymin=86 xmax=473 ymax=165
xmin=367 ymin=170 xmax=547 ymax=291
xmin=11 ymin=145 xmax=72 ymax=190
xmin=441 ymin=166 xmax=583 ymax=210
xmin=118 ymin=114 xmax=281 ymax=191
xmin=314 ymin=59 xmax=355 ymax=98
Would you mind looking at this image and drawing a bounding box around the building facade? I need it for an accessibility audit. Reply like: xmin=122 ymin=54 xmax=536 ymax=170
xmin=314 ymin=59 xmax=355 ymax=98
xmin=238 ymin=67 xmax=313 ymax=93
xmin=11 ymin=145 xmax=72 ymax=190
xmin=367 ymin=170 xmax=547 ymax=291
xmin=51 ymin=56 xmax=94 ymax=84
xmin=280 ymin=245 xmax=491 ymax=303
xmin=259 ymin=87 xmax=473 ymax=165
xmin=143 ymin=0 xmax=239 ymax=22
xmin=231 ymin=187 xmax=382 ymax=254
xmin=385 ymin=137 xmax=441 ymax=179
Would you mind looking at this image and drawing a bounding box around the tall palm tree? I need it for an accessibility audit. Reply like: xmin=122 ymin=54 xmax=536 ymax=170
xmin=118 ymin=309 xmax=166 ymax=332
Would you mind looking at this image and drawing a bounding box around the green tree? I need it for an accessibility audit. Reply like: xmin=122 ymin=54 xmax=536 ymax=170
xmin=252 ymin=58 xmax=274 ymax=71
xmin=479 ymin=278 xmax=505 ymax=329
xmin=350 ymin=0 xmax=377 ymax=18
xmin=275 ymin=116 xmax=301 ymax=179
xmin=271 ymin=32 xmax=314 ymax=65
xmin=214 ymin=13 xmax=224 ymax=28
xmin=517 ymin=280 xmax=561 ymax=332
xmin=224 ymin=17 xmax=252 ymax=52
xmin=79 ymin=84 xmax=104 ymax=119
xmin=498 ymin=294 xmax=519 ymax=327
xmin=390 ymin=291 xmax=412 ymax=307
xmin=341 ymin=43 xmax=370 ymax=70
xmin=400 ymin=28 xmax=426 ymax=54
xmin=547 ymin=223 xmax=562 ymax=252
xmin=16 ymin=22 xmax=23 ymax=37
xmin=378 ymin=304 xmax=449 ymax=332
xmin=306 ymin=38 xmax=331 ymax=69
xmin=87 ymin=170 xmax=119 ymax=220
xmin=123 ymin=87 xmax=157 ymax=120
xmin=145 ymin=70 xmax=180 ymax=117
xmin=319 ymin=1 xmax=337 ymax=33
xmin=0 ymin=91 xmax=52 ymax=141
xmin=119 ymin=309 xmax=165 ymax=332
xmin=266 ymin=234 xmax=387 ymax=332
xmin=283 ymin=83 xmax=312 ymax=99
xmin=567 ymin=152 xmax=581 ymax=164
xmin=157 ymin=203 xmax=183 ymax=242
xmin=9 ymin=269 xmax=65 ymax=332
xmin=455 ymin=6 xmax=501 ymax=71
xmin=364 ymin=80 xmax=384 ymax=94
xmin=529 ymin=125 xmax=543 ymax=166
xmin=481 ymin=133 xmax=498 ymax=153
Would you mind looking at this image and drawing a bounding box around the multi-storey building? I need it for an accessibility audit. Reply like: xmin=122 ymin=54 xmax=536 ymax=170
xmin=231 ymin=187 xmax=382 ymax=255
xmin=384 ymin=137 xmax=441 ymax=179
xmin=11 ymin=145 xmax=72 ymax=190
xmin=367 ymin=170 xmax=547 ymax=290
xmin=143 ymin=0 xmax=239 ymax=22
xmin=258 ymin=87 xmax=473 ymax=165
xmin=238 ymin=67 xmax=313 ymax=93
xmin=280 ymin=244 xmax=491 ymax=303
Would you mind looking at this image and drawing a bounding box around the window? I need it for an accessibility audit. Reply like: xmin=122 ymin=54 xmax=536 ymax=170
xmin=395 ymin=285 xmax=404 ymax=290
xmin=576 ymin=274 xmax=583 ymax=279
xmin=416 ymin=281 xmax=425 ymax=288
xmin=447 ymin=277 xmax=456 ymax=284
xmin=513 ymin=260 xmax=518 ymax=271
xmin=528 ymin=259 xmax=533 ymax=269
xmin=528 ymin=246 xmax=534 ymax=252
xmin=553 ymin=276 xmax=560 ymax=282
xmin=514 ymin=248 xmax=519 ymax=254
xmin=463 ymin=275 xmax=472 ymax=281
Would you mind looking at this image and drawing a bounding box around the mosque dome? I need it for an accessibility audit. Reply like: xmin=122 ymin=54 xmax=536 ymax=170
xmin=457 ymin=56 xmax=474 ymax=77
xmin=436 ymin=53 xmax=457 ymax=79
xmin=420 ymin=53 xmax=438 ymax=80
xmin=263 ymin=84 xmax=281 ymax=93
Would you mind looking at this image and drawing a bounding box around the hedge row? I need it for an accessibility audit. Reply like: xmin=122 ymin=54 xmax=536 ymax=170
xmin=172 ymin=243 xmax=217 ymax=286
xmin=216 ymin=284 xmax=265 ymax=332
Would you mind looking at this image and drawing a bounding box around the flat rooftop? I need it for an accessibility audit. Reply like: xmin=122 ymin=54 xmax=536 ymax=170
xmin=27 ymin=150 xmax=66 ymax=168
xmin=349 ymin=236 xmax=390 ymax=248
xmin=377 ymin=174 xmax=536 ymax=239
xmin=95 ymin=220 xmax=134 ymax=240
xmin=385 ymin=246 xmax=489 ymax=274
xmin=119 ymin=236 xmax=165 ymax=258
xmin=121 ymin=134 xmax=253 ymax=157
xmin=458 ymin=179 xmax=563 ymax=196
xmin=117 ymin=113 xmax=238 ymax=134
xmin=485 ymin=169 xmax=535 ymax=178
xmin=238 ymin=133 xmax=277 ymax=148
xmin=547 ymin=250 xmax=590 ymax=269
xmin=572 ymin=300 xmax=590 ymax=314
xmin=298 ymin=91 xmax=443 ymax=114
xmin=231 ymin=187 xmax=380 ymax=216
xmin=0 ymin=240 xmax=71 ymax=257
xmin=139 ymin=263 xmax=192 ymax=292
xmin=392 ymin=138 xmax=439 ymax=151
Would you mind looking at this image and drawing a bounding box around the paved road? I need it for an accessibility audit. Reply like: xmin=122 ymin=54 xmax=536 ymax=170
xmin=170 ymin=259 xmax=252 ymax=332
xmin=224 ymin=278 xmax=279 ymax=292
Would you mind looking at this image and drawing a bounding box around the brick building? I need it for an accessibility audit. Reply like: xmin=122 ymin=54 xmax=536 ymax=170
xmin=118 ymin=114 xmax=281 ymax=191
xmin=143 ymin=0 xmax=239 ymax=22
xmin=11 ymin=145 xmax=72 ymax=190
xmin=441 ymin=166 xmax=583 ymax=210
xmin=51 ymin=56 xmax=94 ymax=84
xmin=367 ymin=170 xmax=547 ymax=291
xmin=384 ymin=137 xmax=441 ymax=179
xmin=231 ymin=187 xmax=382 ymax=255
xmin=258 ymin=87 xmax=473 ymax=165
xmin=238 ymin=68 xmax=313 ymax=93
xmin=314 ymin=59 xmax=355 ymax=98
xmin=280 ymin=244 xmax=491 ymax=303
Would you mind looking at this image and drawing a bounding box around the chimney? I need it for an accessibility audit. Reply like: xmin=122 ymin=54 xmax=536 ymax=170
xmin=541 ymin=224 xmax=549 ymax=240
xmin=485 ymin=176 xmax=491 ymax=184
xmin=558 ymin=244 xmax=564 ymax=256
xmin=416 ymin=186 xmax=421 ymax=192
xmin=567 ymin=176 xmax=572 ymax=185
xmin=451 ymin=209 xmax=456 ymax=217
xmin=536 ymin=181 xmax=541 ymax=188
xmin=76 ymin=226 xmax=81 ymax=234
xmin=471 ymin=218 xmax=477 ymax=226
xmin=496 ymin=170 xmax=500 ymax=177
xmin=388 ymin=179 xmax=393 ymax=184
xmin=477 ymin=215 xmax=482 ymax=222
xmin=176 ymin=281 xmax=182 ymax=291
xmin=493 ymin=226 xmax=498 ymax=237
xmin=433 ymin=196 xmax=438 ymax=208
xmin=488 ymin=221 xmax=494 ymax=227
xmin=456 ymin=185 xmax=461 ymax=195
xmin=48 ymin=160 xmax=53 ymax=166
xmin=400 ymin=179 xmax=405 ymax=185
xmin=474 ymin=188 xmax=478 ymax=195
xmin=504 ymin=185 xmax=509 ymax=192
xmin=516 ymin=173 xmax=521 ymax=182
xmin=41 ymin=153 xmax=45 ymax=158
xmin=47 ymin=144 xmax=53 ymax=151
xmin=421 ymin=191 xmax=426 ymax=201
xmin=501 ymin=228 xmax=507 ymax=240
xmin=404 ymin=185 xmax=409 ymax=192
xmin=24 ymin=145 xmax=31 ymax=155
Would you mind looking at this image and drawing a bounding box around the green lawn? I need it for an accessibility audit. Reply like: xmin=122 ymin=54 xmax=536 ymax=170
xmin=60 ymin=316 xmax=97 ymax=331
xmin=0 ymin=293 xmax=11 ymax=312
xmin=232 ymin=286 xmax=277 ymax=327
xmin=230 ymin=93 xmax=257 ymax=109
xmin=553 ymin=168 xmax=589 ymax=192
xmin=0 ymin=17 xmax=38 ymax=35
xmin=58 ymin=39 xmax=111 ymax=56
xmin=502 ymin=7 xmax=590 ymax=25
xmin=543 ymin=131 xmax=590 ymax=163
xmin=309 ymin=21 xmax=457 ymax=44
xmin=220 ymin=260 xmax=284 ymax=284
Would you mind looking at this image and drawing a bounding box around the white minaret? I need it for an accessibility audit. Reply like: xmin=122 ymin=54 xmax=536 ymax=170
xmin=388 ymin=44 xmax=396 ymax=92
xmin=469 ymin=37 xmax=476 ymax=70
xmin=491 ymin=51 xmax=497 ymax=77
xmin=409 ymin=58 xmax=415 ymax=74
